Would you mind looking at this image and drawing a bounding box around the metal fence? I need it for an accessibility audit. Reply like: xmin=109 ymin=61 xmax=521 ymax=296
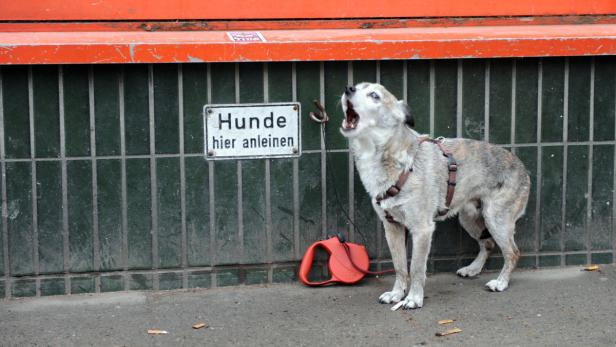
xmin=0 ymin=56 xmax=614 ymax=298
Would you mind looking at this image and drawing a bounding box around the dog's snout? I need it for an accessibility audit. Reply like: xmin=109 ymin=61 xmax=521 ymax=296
xmin=345 ymin=85 xmax=356 ymax=96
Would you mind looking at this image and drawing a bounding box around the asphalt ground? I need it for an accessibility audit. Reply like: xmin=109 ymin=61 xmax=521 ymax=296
xmin=1 ymin=265 xmax=615 ymax=346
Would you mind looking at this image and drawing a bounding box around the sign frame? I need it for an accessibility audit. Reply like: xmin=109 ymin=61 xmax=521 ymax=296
xmin=203 ymin=102 xmax=302 ymax=160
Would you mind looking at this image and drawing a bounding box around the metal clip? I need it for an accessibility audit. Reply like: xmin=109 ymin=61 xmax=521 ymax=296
xmin=309 ymin=100 xmax=329 ymax=123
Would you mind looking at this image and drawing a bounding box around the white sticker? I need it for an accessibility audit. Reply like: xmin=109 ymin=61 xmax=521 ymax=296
xmin=227 ymin=32 xmax=266 ymax=42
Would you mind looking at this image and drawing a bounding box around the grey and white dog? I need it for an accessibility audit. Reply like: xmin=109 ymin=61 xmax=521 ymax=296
xmin=340 ymin=82 xmax=530 ymax=310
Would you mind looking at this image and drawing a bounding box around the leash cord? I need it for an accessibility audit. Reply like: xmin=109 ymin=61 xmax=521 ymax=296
xmin=320 ymin=123 xmax=395 ymax=275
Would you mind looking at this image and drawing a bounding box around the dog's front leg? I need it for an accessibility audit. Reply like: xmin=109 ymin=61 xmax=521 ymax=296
xmin=400 ymin=222 xmax=435 ymax=309
xmin=378 ymin=221 xmax=408 ymax=304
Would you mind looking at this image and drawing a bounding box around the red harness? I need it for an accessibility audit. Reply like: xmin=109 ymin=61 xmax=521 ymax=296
xmin=376 ymin=137 xmax=458 ymax=223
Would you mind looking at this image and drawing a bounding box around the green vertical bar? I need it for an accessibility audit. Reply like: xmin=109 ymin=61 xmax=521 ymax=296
xmin=240 ymin=63 xmax=266 ymax=264
xmin=541 ymin=146 xmax=564 ymax=252
xmin=154 ymin=64 xmax=179 ymax=154
xmin=97 ymin=160 xmax=122 ymax=271
xmin=270 ymin=158 xmax=294 ymax=261
xmin=124 ymin=65 xmax=150 ymax=155
xmin=324 ymin=61 xmax=348 ymax=149
xmin=126 ymin=159 xmax=152 ymax=269
xmin=488 ymin=60 xmax=512 ymax=144
xmin=516 ymin=147 xmax=537 ymax=252
xmin=515 ymin=58 xmax=539 ymax=144
xmin=268 ymin=62 xmax=295 ymax=262
xmin=210 ymin=63 xmax=235 ymax=103
xmin=185 ymin=157 xmax=210 ymax=266
xmin=462 ymin=60 xmax=486 ymax=141
xmin=541 ymin=58 xmax=565 ymax=143
xmin=407 ymin=60 xmax=430 ymax=135
xmin=2 ymin=66 xmax=30 ymax=158
xmin=268 ymin=62 xmax=293 ymax=101
xmin=380 ymin=61 xmax=404 ymax=100
xmin=6 ymin=162 xmax=33 ymax=275
xmin=37 ymin=161 xmax=63 ymax=274
xmin=210 ymin=63 xmax=238 ymax=265
xmin=67 ymin=160 xmax=93 ymax=272
xmin=298 ymin=153 xmax=322 ymax=252
xmin=296 ymin=62 xmax=320 ymax=151
xmin=157 ymin=157 xmax=181 ymax=268
xmin=93 ymin=65 xmax=121 ymax=156
xmin=591 ymin=145 xmax=613 ymax=250
xmin=182 ymin=64 xmax=207 ymax=154
xmin=326 ymin=152 xmax=349 ymax=236
xmin=432 ymin=220 xmax=460 ymax=257
xmin=353 ymin=169 xmax=378 ymax=258
xmin=214 ymin=161 xmax=239 ymax=265
xmin=353 ymin=61 xmax=376 ymax=83
xmin=32 ymin=66 xmax=60 ymax=158
xmin=567 ymin=57 xmax=591 ymax=142
xmin=593 ymin=56 xmax=616 ymax=142
xmin=434 ymin=60 xmax=457 ymax=138
xmin=239 ymin=63 xmax=263 ymax=103
xmin=63 ymin=66 xmax=91 ymax=157
xmin=564 ymin=145 xmax=588 ymax=251
xmin=242 ymin=160 xmax=266 ymax=264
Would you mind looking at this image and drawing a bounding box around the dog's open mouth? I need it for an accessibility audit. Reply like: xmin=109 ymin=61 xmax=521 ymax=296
xmin=342 ymin=100 xmax=360 ymax=131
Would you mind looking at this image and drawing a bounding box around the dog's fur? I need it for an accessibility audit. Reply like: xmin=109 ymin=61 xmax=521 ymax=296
xmin=340 ymin=82 xmax=530 ymax=309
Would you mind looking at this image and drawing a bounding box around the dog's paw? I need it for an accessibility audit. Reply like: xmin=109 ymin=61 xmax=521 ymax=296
xmin=485 ymin=278 xmax=509 ymax=292
xmin=398 ymin=294 xmax=423 ymax=310
xmin=456 ymin=265 xmax=481 ymax=278
xmin=378 ymin=290 xmax=405 ymax=304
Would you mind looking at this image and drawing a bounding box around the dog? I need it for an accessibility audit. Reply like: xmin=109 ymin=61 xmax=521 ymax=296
xmin=340 ymin=82 xmax=530 ymax=309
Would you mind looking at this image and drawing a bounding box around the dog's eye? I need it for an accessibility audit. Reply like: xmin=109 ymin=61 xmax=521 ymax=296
xmin=368 ymin=91 xmax=380 ymax=100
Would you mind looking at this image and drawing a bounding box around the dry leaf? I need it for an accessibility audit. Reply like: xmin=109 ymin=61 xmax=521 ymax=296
xmin=583 ymin=265 xmax=599 ymax=271
xmin=147 ymin=329 xmax=168 ymax=335
xmin=435 ymin=327 xmax=462 ymax=337
xmin=192 ymin=323 xmax=208 ymax=329
xmin=438 ymin=319 xmax=455 ymax=325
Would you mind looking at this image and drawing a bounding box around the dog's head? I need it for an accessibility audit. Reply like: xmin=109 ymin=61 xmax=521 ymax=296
xmin=340 ymin=82 xmax=413 ymax=138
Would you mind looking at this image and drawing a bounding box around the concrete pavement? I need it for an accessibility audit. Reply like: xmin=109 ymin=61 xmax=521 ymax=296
xmin=1 ymin=265 xmax=615 ymax=346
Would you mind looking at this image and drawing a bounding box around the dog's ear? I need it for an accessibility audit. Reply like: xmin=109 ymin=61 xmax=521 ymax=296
xmin=397 ymin=100 xmax=414 ymax=128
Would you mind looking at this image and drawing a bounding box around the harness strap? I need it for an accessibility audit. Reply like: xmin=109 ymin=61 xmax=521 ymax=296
xmin=377 ymin=137 xmax=458 ymax=223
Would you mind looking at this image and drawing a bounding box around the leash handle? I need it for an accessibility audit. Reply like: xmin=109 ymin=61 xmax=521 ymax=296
xmin=298 ymin=242 xmax=336 ymax=286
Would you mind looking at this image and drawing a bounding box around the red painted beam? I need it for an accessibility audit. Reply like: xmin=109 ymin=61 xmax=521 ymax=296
xmin=2 ymin=0 xmax=616 ymax=21
xmin=1 ymin=24 xmax=616 ymax=64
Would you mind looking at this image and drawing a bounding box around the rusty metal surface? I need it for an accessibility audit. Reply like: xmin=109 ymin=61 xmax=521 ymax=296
xmin=2 ymin=0 xmax=615 ymax=21
xmin=1 ymin=16 xmax=615 ymax=32
xmin=1 ymin=24 xmax=616 ymax=64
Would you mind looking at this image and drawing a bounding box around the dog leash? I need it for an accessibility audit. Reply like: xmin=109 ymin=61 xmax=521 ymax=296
xmin=309 ymin=100 xmax=396 ymax=275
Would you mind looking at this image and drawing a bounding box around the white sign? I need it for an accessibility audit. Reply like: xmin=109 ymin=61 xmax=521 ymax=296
xmin=204 ymin=103 xmax=301 ymax=160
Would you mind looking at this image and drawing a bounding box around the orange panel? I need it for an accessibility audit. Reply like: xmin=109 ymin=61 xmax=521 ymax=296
xmin=1 ymin=0 xmax=616 ymax=21
xmin=1 ymin=16 xmax=615 ymax=32
xmin=1 ymin=24 xmax=616 ymax=64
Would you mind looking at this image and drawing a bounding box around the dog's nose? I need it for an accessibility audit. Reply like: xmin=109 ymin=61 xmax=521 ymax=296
xmin=344 ymin=85 xmax=356 ymax=96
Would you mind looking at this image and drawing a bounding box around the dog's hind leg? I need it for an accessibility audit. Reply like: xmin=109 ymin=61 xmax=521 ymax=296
xmin=378 ymin=221 xmax=409 ymax=304
xmin=456 ymin=203 xmax=495 ymax=278
xmin=482 ymin=205 xmax=521 ymax=292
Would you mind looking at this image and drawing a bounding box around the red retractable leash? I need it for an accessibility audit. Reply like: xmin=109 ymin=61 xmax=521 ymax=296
xmin=299 ymin=233 xmax=394 ymax=286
